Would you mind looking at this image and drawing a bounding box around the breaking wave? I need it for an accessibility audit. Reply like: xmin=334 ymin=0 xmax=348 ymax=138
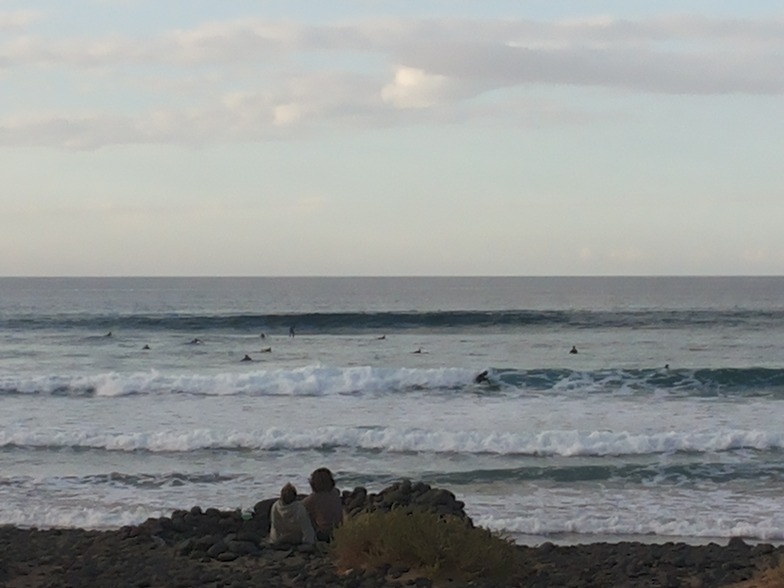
xmin=2 ymin=366 xmax=783 ymax=398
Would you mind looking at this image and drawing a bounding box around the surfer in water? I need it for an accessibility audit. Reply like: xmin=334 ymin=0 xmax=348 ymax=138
xmin=241 ymin=354 xmax=253 ymax=362
xmin=474 ymin=370 xmax=489 ymax=384
xmin=569 ymin=345 xmax=578 ymax=354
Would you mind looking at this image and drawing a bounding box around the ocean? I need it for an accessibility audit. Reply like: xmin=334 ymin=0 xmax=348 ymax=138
xmin=1 ymin=276 xmax=782 ymax=545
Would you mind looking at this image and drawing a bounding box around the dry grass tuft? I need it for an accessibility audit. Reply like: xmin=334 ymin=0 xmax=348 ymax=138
xmin=330 ymin=508 xmax=522 ymax=584
xmin=728 ymin=555 xmax=784 ymax=588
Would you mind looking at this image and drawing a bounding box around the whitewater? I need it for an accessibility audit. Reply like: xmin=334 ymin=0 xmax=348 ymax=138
xmin=1 ymin=276 xmax=783 ymax=545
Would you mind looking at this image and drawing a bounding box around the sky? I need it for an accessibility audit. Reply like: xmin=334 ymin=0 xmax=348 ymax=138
xmin=1 ymin=1 xmax=783 ymax=276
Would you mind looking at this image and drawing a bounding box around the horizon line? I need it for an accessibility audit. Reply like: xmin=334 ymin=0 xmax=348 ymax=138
xmin=1 ymin=274 xmax=782 ymax=279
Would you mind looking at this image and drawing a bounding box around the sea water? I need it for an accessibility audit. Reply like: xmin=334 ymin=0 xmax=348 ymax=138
xmin=1 ymin=276 xmax=782 ymax=545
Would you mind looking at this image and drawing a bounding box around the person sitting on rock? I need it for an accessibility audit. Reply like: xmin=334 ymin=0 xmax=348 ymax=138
xmin=303 ymin=467 xmax=344 ymax=542
xmin=269 ymin=483 xmax=315 ymax=546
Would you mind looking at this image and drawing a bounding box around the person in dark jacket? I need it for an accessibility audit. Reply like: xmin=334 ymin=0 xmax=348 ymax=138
xmin=302 ymin=467 xmax=343 ymax=542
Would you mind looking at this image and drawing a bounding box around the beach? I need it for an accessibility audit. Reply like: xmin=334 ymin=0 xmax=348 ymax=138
xmin=2 ymin=491 xmax=781 ymax=588
xmin=2 ymin=480 xmax=782 ymax=588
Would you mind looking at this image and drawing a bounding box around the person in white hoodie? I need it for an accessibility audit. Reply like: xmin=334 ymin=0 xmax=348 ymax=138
xmin=269 ymin=483 xmax=316 ymax=546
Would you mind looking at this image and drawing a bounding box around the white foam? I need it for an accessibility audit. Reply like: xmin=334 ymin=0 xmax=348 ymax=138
xmin=0 ymin=502 xmax=165 ymax=530
xmin=476 ymin=509 xmax=784 ymax=543
xmin=6 ymin=479 xmax=784 ymax=542
xmin=470 ymin=485 xmax=784 ymax=543
xmin=1 ymin=426 xmax=781 ymax=455
xmin=0 ymin=366 xmax=478 ymax=397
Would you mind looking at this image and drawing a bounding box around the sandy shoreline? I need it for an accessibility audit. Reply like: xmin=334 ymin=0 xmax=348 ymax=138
xmin=2 ymin=482 xmax=781 ymax=587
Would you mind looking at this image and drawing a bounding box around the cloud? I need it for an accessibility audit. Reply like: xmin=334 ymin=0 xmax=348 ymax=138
xmin=0 ymin=70 xmax=388 ymax=148
xmin=2 ymin=14 xmax=784 ymax=148
xmin=0 ymin=18 xmax=306 ymax=67
xmin=381 ymin=66 xmax=454 ymax=109
xmin=2 ymin=14 xmax=782 ymax=86
xmin=407 ymin=17 xmax=784 ymax=95
xmin=0 ymin=10 xmax=41 ymax=31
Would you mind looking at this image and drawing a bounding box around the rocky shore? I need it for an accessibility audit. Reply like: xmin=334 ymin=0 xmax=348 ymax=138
xmin=1 ymin=481 xmax=781 ymax=588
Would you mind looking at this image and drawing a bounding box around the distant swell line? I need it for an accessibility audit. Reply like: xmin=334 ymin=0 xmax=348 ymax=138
xmin=421 ymin=461 xmax=784 ymax=485
xmin=4 ymin=464 xmax=781 ymax=490
xmin=5 ymin=309 xmax=784 ymax=332
xmin=0 ymin=472 xmax=242 ymax=489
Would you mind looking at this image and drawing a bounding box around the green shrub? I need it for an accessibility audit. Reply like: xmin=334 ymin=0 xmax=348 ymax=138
xmin=330 ymin=508 xmax=522 ymax=584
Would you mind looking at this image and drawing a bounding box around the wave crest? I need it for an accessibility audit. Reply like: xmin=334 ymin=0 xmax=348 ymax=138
xmin=2 ymin=366 xmax=783 ymax=398
xmin=1 ymin=426 xmax=781 ymax=456
xmin=9 ymin=308 xmax=784 ymax=332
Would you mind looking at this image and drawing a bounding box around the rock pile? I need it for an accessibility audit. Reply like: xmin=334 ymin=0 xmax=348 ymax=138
xmin=342 ymin=479 xmax=471 ymax=523
xmin=127 ymin=480 xmax=470 ymax=563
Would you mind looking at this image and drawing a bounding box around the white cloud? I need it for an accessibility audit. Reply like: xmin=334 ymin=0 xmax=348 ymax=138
xmin=0 ymin=69 xmax=379 ymax=148
xmin=0 ymin=10 xmax=41 ymax=30
xmin=160 ymin=19 xmax=300 ymax=65
xmin=0 ymin=18 xmax=304 ymax=67
xmin=381 ymin=66 xmax=452 ymax=109
xmin=272 ymin=103 xmax=303 ymax=126
xmin=2 ymin=14 xmax=784 ymax=148
xmin=1 ymin=15 xmax=782 ymax=87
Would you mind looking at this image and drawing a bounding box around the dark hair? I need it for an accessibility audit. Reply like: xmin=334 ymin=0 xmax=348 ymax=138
xmin=309 ymin=467 xmax=336 ymax=493
xmin=280 ymin=483 xmax=297 ymax=505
